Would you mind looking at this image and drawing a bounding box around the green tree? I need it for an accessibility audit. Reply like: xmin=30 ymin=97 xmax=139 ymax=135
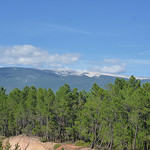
xmin=0 ymin=87 xmax=8 ymax=136
xmin=81 ymin=83 xmax=107 ymax=149
xmin=55 ymin=84 xmax=73 ymax=142
xmin=24 ymin=86 xmax=37 ymax=134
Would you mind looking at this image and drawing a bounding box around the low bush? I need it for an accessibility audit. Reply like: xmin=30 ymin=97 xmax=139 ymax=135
xmin=74 ymin=140 xmax=89 ymax=146
xmin=40 ymin=138 xmax=47 ymax=143
xmin=54 ymin=143 xmax=61 ymax=149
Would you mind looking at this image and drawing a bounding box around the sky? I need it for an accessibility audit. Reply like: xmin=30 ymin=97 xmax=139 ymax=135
xmin=0 ymin=0 xmax=150 ymax=77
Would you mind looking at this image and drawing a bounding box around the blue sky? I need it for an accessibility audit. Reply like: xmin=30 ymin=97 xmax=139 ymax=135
xmin=0 ymin=0 xmax=150 ymax=77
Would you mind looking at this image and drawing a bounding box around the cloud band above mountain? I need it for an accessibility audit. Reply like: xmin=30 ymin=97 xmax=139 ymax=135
xmin=0 ymin=45 xmax=127 ymax=75
xmin=0 ymin=45 xmax=80 ymax=68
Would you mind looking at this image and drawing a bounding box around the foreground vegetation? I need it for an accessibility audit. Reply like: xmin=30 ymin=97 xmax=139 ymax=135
xmin=0 ymin=75 xmax=150 ymax=149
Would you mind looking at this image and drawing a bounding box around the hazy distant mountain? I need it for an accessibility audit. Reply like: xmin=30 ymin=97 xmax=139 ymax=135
xmin=0 ymin=67 xmax=150 ymax=93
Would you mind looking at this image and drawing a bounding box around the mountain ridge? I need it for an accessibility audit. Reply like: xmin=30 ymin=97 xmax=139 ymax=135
xmin=35 ymin=67 xmax=150 ymax=79
xmin=0 ymin=67 xmax=150 ymax=93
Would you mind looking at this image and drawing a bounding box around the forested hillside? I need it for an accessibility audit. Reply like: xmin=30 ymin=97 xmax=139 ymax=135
xmin=0 ymin=75 xmax=150 ymax=149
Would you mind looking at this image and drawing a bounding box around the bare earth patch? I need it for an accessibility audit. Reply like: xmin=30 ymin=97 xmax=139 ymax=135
xmin=2 ymin=135 xmax=55 ymax=150
xmin=2 ymin=135 xmax=92 ymax=150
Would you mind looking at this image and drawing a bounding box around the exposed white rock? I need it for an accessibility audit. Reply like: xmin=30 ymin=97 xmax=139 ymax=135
xmin=52 ymin=68 xmax=150 ymax=79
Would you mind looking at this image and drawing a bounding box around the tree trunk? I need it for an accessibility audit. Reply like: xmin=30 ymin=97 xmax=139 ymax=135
xmin=60 ymin=126 xmax=62 ymax=142
xmin=133 ymin=125 xmax=138 ymax=150
xmin=46 ymin=117 xmax=49 ymax=140
xmin=91 ymin=107 xmax=101 ymax=149
xmin=109 ymin=125 xmax=113 ymax=150
xmin=91 ymin=123 xmax=97 ymax=149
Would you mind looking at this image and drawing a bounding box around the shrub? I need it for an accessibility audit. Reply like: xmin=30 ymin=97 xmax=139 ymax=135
xmin=0 ymin=141 xmax=2 ymax=150
xmin=4 ymin=140 xmax=11 ymax=150
xmin=14 ymin=143 xmax=21 ymax=150
xmin=41 ymin=138 xmax=47 ymax=143
xmin=54 ymin=143 xmax=61 ymax=149
xmin=75 ymin=140 xmax=89 ymax=146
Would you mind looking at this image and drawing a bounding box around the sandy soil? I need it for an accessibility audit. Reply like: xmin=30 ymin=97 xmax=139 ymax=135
xmin=2 ymin=135 xmax=92 ymax=150
xmin=2 ymin=135 xmax=55 ymax=150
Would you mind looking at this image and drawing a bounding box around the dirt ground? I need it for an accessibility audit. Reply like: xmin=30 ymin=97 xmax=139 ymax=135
xmin=2 ymin=135 xmax=92 ymax=150
xmin=2 ymin=135 xmax=55 ymax=150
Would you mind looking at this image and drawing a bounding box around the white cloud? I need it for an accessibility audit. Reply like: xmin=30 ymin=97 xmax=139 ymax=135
xmin=100 ymin=64 xmax=126 ymax=74
xmin=0 ymin=45 xmax=80 ymax=68
xmin=100 ymin=58 xmax=126 ymax=74
xmin=88 ymin=58 xmax=126 ymax=74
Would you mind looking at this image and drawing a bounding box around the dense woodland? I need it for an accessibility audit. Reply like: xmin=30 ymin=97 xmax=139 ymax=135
xmin=0 ymin=75 xmax=150 ymax=150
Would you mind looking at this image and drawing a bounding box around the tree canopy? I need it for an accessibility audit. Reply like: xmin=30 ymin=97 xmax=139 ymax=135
xmin=0 ymin=76 xmax=150 ymax=149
